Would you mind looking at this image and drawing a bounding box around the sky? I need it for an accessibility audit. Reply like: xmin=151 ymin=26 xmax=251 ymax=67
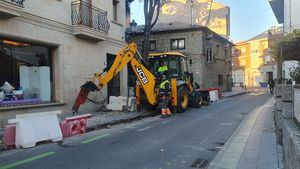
xmin=130 ymin=0 xmax=281 ymax=43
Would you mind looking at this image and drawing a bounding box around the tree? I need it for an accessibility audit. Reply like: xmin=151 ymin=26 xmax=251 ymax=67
xmin=126 ymin=0 xmax=135 ymax=16
xmin=270 ymin=29 xmax=300 ymax=81
xmin=142 ymin=0 xmax=163 ymax=60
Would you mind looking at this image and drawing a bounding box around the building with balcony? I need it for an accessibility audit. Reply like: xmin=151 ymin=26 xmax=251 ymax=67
xmin=0 ymin=0 xmax=127 ymax=125
xmin=232 ymin=26 xmax=283 ymax=87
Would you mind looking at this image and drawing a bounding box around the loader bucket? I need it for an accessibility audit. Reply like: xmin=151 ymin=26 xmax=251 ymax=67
xmin=72 ymin=81 xmax=98 ymax=113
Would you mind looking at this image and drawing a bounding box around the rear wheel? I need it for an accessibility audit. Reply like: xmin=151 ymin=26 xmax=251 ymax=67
xmin=177 ymin=87 xmax=190 ymax=113
xmin=192 ymin=96 xmax=203 ymax=108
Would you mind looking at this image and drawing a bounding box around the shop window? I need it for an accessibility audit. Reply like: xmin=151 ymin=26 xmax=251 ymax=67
xmin=170 ymin=39 xmax=185 ymax=50
xmin=0 ymin=39 xmax=53 ymax=107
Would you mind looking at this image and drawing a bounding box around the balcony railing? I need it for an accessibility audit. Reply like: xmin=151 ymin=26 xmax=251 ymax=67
xmin=1 ymin=0 xmax=25 ymax=7
xmin=71 ymin=1 xmax=110 ymax=33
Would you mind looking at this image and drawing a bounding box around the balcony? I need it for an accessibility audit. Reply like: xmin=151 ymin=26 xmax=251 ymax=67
xmin=71 ymin=1 xmax=110 ymax=41
xmin=0 ymin=0 xmax=25 ymax=19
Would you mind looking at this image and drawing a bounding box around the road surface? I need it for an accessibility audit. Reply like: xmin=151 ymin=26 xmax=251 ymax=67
xmin=0 ymin=88 xmax=271 ymax=169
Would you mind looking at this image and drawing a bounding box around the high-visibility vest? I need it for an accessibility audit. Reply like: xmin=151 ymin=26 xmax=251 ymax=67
xmin=158 ymin=66 xmax=168 ymax=73
xmin=160 ymin=80 xmax=170 ymax=89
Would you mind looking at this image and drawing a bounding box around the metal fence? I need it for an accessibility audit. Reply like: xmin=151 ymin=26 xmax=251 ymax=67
xmin=294 ymin=86 xmax=300 ymax=121
xmin=1 ymin=0 xmax=25 ymax=7
xmin=71 ymin=1 xmax=110 ymax=33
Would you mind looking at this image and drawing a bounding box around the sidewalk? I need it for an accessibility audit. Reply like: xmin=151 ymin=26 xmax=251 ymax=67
xmin=58 ymin=109 xmax=154 ymax=131
xmin=222 ymin=87 xmax=249 ymax=98
xmin=208 ymin=98 xmax=283 ymax=169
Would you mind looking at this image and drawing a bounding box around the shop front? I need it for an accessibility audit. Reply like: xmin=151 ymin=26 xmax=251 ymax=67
xmin=0 ymin=38 xmax=56 ymax=108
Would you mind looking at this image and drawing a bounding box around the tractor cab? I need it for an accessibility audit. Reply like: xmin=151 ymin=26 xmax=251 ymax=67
xmin=148 ymin=52 xmax=188 ymax=80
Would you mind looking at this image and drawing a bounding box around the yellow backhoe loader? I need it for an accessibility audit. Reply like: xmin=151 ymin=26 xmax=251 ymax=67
xmin=72 ymin=42 xmax=209 ymax=114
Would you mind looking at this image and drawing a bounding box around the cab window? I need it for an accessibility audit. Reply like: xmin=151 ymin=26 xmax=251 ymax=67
xmin=168 ymin=60 xmax=178 ymax=76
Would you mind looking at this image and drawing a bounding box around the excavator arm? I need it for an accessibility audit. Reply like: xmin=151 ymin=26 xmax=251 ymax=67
xmin=72 ymin=42 xmax=157 ymax=113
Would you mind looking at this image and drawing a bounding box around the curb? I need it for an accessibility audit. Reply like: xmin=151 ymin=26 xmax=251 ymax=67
xmin=86 ymin=112 xmax=157 ymax=132
xmin=223 ymin=91 xmax=249 ymax=98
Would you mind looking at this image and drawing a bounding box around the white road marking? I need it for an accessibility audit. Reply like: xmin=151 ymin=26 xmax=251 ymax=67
xmin=219 ymin=123 xmax=232 ymax=126
xmin=136 ymin=126 xmax=153 ymax=132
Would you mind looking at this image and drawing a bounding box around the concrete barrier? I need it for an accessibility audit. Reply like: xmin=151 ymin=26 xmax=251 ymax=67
xmin=8 ymin=110 xmax=62 ymax=149
xmin=60 ymin=114 xmax=91 ymax=138
xmin=209 ymin=90 xmax=219 ymax=102
xmin=106 ymin=96 xmax=128 ymax=111
xmin=3 ymin=124 xmax=16 ymax=148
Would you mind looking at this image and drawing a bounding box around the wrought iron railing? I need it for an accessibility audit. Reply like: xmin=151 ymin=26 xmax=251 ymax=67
xmin=1 ymin=0 xmax=25 ymax=7
xmin=71 ymin=1 xmax=110 ymax=33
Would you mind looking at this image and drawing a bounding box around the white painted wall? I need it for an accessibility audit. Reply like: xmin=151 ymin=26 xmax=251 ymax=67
xmin=282 ymin=0 xmax=300 ymax=80
xmin=284 ymin=0 xmax=300 ymax=34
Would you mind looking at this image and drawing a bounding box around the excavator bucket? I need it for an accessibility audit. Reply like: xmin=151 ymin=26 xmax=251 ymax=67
xmin=72 ymin=81 xmax=98 ymax=113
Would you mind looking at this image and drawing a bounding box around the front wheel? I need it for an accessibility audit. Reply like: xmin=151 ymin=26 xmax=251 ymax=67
xmin=177 ymin=87 xmax=190 ymax=113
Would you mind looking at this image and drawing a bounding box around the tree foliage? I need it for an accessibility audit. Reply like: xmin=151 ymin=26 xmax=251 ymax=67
xmin=126 ymin=0 xmax=135 ymax=16
xmin=271 ymin=29 xmax=300 ymax=62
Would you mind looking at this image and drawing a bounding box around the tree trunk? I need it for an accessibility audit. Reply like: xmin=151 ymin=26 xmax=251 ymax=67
xmin=142 ymin=0 xmax=161 ymax=61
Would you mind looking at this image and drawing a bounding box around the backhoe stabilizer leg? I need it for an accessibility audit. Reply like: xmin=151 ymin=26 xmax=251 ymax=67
xmin=72 ymin=81 xmax=99 ymax=114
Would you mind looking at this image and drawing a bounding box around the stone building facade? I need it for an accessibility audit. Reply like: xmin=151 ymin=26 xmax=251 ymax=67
xmin=0 ymin=0 xmax=127 ymax=125
xmin=232 ymin=26 xmax=283 ymax=87
xmin=126 ymin=22 xmax=233 ymax=92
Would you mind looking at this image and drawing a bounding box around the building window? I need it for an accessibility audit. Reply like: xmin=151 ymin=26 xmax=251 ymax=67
xmin=170 ymin=39 xmax=185 ymax=50
xmin=250 ymin=49 xmax=258 ymax=53
xmin=149 ymin=40 xmax=156 ymax=51
xmin=241 ymin=47 xmax=246 ymax=54
xmin=264 ymin=55 xmax=271 ymax=65
xmin=0 ymin=39 xmax=53 ymax=107
xmin=141 ymin=40 xmax=156 ymax=52
xmin=224 ymin=48 xmax=228 ymax=59
xmin=206 ymin=48 xmax=213 ymax=63
xmin=239 ymin=59 xmax=246 ymax=66
xmin=218 ymin=74 xmax=223 ymax=86
xmin=113 ymin=0 xmax=119 ymax=22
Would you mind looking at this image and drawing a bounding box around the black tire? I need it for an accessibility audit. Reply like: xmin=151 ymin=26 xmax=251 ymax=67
xmin=177 ymin=87 xmax=190 ymax=113
xmin=192 ymin=96 xmax=203 ymax=108
xmin=203 ymin=95 xmax=211 ymax=105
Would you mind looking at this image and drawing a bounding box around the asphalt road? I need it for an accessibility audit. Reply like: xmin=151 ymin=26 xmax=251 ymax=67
xmin=0 ymin=88 xmax=271 ymax=169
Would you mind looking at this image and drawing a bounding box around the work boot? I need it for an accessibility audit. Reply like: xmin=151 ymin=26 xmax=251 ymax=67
xmin=161 ymin=108 xmax=168 ymax=118
xmin=166 ymin=108 xmax=171 ymax=117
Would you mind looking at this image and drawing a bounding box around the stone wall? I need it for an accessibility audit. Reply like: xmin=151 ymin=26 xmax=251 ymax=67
xmin=274 ymin=84 xmax=300 ymax=169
